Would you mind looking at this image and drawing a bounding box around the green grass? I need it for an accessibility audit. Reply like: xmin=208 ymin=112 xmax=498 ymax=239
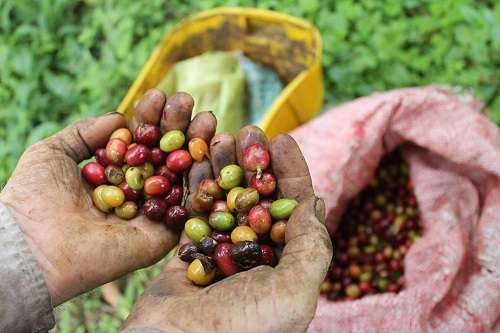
xmin=1 ymin=0 xmax=499 ymax=331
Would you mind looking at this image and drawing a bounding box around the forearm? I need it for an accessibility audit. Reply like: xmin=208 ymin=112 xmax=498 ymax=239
xmin=0 ymin=202 xmax=55 ymax=333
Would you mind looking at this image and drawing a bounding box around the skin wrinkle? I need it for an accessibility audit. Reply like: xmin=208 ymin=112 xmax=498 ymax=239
xmin=122 ymin=127 xmax=332 ymax=332
xmin=0 ymin=96 xmax=210 ymax=305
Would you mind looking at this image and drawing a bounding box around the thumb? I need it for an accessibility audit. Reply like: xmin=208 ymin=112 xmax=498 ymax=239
xmin=49 ymin=113 xmax=126 ymax=162
xmin=276 ymin=196 xmax=333 ymax=288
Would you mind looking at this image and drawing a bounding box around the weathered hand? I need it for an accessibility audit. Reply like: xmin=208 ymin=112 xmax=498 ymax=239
xmin=122 ymin=127 xmax=333 ymax=333
xmin=0 ymin=89 xmax=216 ymax=306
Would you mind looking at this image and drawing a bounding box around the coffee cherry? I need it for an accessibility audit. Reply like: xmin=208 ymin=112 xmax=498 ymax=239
xmin=164 ymin=205 xmax=188 ymax=230
xmin=208 ymin=212 xmax=236 ymax=231
xmin=101 ymin=185 xmax=125 ymax=208
xmin=110 ymin=128 xmax=132 ymax=145
xmin=188 ymin=138 xmax=209 ymax=162
xmin=227 ymin=187 xmax=244 ymax=212
xmin=230 ymin=241 xmax=262 ymax=270
xmin=125 ymin=144 xmax=150 ymax=166
xmin=191 ymin=191 xmax=214 ymax=213
xmin=248 ymin=205 xmax=272 ymax=234
xmin=242 ymin=143 xmax=270 ymax=172
xmin=106 ymin=138 xmax=127 ymax=165
xmin=178 ymin=243 xmax=199 ymax=263
xmin=140 ymin=162 xmax=155 ymax=179
xmin=235 ymin=188 xmax=260 ymax=213
xmin=166 ymin=150 xmax=192 ymax=173
xmin=185 ymin=218 xmax=212 ymax=243
xmin=144 ymin=176 xmax=170 ymax=197
xmin=270 ymin=220 xmax=287 ymax=244
xmin=199 ymin=236 xmax=218 ymax=255
xmin=160 ymin=130 xmax=185 ymax=152
xmin=92 ymin=185 xmax=111 ymax=213
xmin=198 ymin=179 xmax=224 ymax=200
xmin=105 ymin=165 xmax=124 ymax=185
xmin=214 ymin=243 xmax=240 ymax=276
xmin=115 ymin=201 xmax=138 ymax=220
xmin=217 ymin=165 xmax=243 ymax=190
xmin=187 ymin=258 xmax=215 ymax=286
xmin=155 ymin=165 xmax=178 ymax=184
xmin=211 ymin=231 xmax=232 ymax=243
xmin=119 ymin=182 xmax=142 ymax=202
xmin=260 ymin=244 xmax=276 ymax=266
xmin=150 ymin=147 xmax=166 ymax=167
xmin=95 ymin=148 xmax=110 ymax=167
xmin=82 ymin=162 xmax=106 ymax=186
xmin=125 ymin=167 xmax=144 ymax=190
xmin=231 ymin=226 xmax=258 ymax=243
xmin=270 ymin=199 xmax=298 ymax=220
xmin=164 ymin=185 xmax=183 ymax=206
xmin=250 ymin=172 xmax=276 ymax=197
xmin=143 ymin=198 xmax=167 ymax=221
xmin=135 ymin=124 xmax=161 ymax=147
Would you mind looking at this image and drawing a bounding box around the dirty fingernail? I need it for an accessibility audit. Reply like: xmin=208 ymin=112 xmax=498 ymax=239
xmin=314 ymin=197 xmax=326 ymax=223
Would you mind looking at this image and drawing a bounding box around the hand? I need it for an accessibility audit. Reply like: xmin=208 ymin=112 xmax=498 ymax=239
xmin=0 ymin=89 xmax=216 ymax=306
xmin=122 ymin=128 xmax=333 ymax=333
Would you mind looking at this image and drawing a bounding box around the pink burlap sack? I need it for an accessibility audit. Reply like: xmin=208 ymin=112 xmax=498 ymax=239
xmin=291 ymin=87 xmax=500 ymax=333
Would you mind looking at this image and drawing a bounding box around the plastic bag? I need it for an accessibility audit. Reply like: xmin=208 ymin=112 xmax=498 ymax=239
xmin=291 ymin=87 xmax=500 ymax=333
xmin=157 ymin=52 xmax=246 ymax=134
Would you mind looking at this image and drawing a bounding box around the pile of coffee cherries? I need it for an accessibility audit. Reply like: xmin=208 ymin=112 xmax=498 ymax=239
xmin=82 ymin=123 xmax=209 ymax=228
xmin=82 ymin=125 xmax=297 ymax=286
xmin=321 ymin=151 xmax=421 ymax=301
xmin=178 ymin=143 xmax=298 ymax=286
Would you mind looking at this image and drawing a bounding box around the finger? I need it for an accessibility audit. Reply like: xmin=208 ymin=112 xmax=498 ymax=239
xmin=160 ymin=92 xmax=194 ymax=133
xmin=49 ymin=113 xmax=126 ymax=163
xmin=210 ymin=133 xmax=237 ymax=176
xmin=129 ymin=88 xmax=166 ymax=132
xmin=186 ymin=111 xmax=217 ymax=142
xmin=270 ymin=134 xmax=314 ymax=201
xmin=236 ymin=125 xmax=269 ymax=183
xmin=185 ymin=160 xmax=213 ymax=216
xmin=144 ymin=232 xmax=198 ymax=297
xmin=276 ymin=196 xmax=332 ymax=289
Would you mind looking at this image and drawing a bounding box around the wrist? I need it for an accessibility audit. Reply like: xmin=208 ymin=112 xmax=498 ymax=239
xmin=0 ymin=200 xmax=56 ymax=331
xmin=0 ymin=197 xmax=64 ymax=305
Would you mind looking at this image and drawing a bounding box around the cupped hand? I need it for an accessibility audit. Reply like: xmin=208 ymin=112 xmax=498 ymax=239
xmin=122 ymin=127 xmax=333 ymax=333
xmin=0 ymin=89 xmax=216 ymax=306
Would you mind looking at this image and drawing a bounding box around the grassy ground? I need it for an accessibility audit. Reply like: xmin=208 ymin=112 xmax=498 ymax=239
xmin=0 ymin=0 xmax=499 ymax=331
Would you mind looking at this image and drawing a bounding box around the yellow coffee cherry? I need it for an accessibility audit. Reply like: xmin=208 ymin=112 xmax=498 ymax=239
xmin=231 ymin=225 xmax=258 ymax=243
xmin=187 ymin=259 xmax=215 ymax=286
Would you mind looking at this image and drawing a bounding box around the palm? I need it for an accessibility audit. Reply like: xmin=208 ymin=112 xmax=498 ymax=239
xmin=0 ymin=114 xmax=176 ymax=305
xmin=0 ymin=89 xmax=214 ymax=306
xmin=123 ymin=128 xmax=332 ymax=333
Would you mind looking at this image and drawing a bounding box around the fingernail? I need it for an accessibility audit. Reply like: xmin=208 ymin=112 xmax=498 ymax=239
xmin=314 ymin=197 xmax=326 ymax=223
xmin=104 ymin=111 xmax=120 ymax=116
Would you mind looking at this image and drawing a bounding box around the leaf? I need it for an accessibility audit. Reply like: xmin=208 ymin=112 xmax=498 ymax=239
xmin=43 ymin=72 xmax=72 ymax=98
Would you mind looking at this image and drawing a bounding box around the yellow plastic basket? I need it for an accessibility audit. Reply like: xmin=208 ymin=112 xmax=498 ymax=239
xmin=117 ymin=7 xmax=323 ymax=138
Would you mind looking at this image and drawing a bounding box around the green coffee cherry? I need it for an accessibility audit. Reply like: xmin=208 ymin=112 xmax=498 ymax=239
xmin=125 ymin=167 xmax=144 ymax=190
xmin=270 ymin=198 xmax=299 ymax=220
xmin=115 ymin=201 xmax=138 ymax=220
xmin=208 ymin=212 xmax=236 ymax=231
xmin=140 ymin=162 xmax=155 ymax=179
xmin=185 ymin=218 xmax=212 ymax=243
xmin=105 ymin=165 xmax=124 ymax=185
xmin=160 ymin=130 xmax=185 ymax=152
xmin=217 ymin=164 xmax=243 ymax=190
xmin=235 ymin=188 xmax=259 ymax=213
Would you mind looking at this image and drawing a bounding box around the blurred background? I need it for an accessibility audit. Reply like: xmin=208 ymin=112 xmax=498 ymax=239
xmin=0 ymin=0 xmax=498 ymax=332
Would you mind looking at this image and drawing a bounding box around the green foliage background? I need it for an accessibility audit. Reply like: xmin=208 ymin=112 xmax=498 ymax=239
xmin=0 ymin=0 xmax=498 ymax=331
